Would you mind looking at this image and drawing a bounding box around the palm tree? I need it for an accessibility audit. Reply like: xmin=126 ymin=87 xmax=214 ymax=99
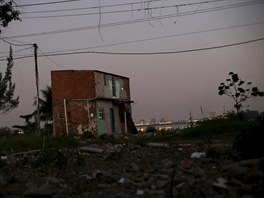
xmin=37 ymin=85 xmax=52 ymax=122
xmin=14 ymin=85 xmax=52 ymax=133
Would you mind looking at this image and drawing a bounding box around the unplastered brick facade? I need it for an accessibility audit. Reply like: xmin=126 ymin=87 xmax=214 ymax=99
xmin=51 ymin=70 xmax=136 ymax=136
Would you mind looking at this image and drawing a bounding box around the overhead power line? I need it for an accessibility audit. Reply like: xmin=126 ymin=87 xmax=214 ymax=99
xmin=1 ymin=21 xmax=262 ymax=57
xmin=0 ymin=37 xmax=262 ymax=61
xmin=21 ymin=0 xmax=226 ymax=18
xmin=3 ymin=1 xmax=262 ymax=39
xmin=22 ymin=0 xmax=178 ymax=14
xmin=16 ymin=0 xmax=80 ymax=7
xmin=0 ymin=37 xmax=33 ymax=46
xmin=38 ymin=47 xmax=65 ymax=68
xmin=40 ymin=22 xmax=264 ymax=55
xmin=25 ymin=37 xmax=264 ymax=56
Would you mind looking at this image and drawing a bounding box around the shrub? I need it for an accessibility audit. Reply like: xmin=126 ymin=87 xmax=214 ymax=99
xmin=0 ymin=127 xmax=12 ymax=137
xmin=179 ymin=119 xmax=254 ymax=139
xmin=233 ymin=121 xmax=264 ymax=159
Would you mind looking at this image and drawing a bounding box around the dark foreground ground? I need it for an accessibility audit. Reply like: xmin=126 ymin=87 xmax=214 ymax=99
xmin=0 ymin=139 xmax=263 ymax=198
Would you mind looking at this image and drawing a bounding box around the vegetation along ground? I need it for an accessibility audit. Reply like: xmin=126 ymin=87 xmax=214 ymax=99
xmin=0 ymin=117 xmax=263 ymax=197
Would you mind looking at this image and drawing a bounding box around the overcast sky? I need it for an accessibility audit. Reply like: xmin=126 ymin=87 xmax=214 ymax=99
xmin=0 ymin=0 xmax=264 ymax=127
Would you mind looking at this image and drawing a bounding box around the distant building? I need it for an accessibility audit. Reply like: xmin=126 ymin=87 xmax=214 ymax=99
xmin=51 ymin=70 xmax=136 ymax=136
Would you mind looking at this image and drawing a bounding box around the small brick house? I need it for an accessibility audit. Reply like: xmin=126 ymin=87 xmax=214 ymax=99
xmin=51 ymin=70 xmax=136 ymax=136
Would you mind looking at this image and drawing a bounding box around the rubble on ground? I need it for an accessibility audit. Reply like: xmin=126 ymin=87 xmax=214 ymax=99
xmin=0 ymin=141 xmax=263 ymax=198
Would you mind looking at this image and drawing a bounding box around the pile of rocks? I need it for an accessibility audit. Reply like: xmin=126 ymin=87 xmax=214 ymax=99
xmin=0 ymin=142 xmax=263 ymax=197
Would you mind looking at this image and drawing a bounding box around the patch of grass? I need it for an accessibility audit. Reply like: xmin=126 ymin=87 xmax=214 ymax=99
xmin=178 ymin=119 xmax=255 ymax=140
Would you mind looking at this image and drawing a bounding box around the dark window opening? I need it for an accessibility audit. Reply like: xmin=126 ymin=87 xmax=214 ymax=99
xmin=58 ymin=111 xmax=64 ymax=119
xmin=98 ymin=108 xmax=105 ymax=120
xmin=112 ymin=77 xmax=116 ymax=97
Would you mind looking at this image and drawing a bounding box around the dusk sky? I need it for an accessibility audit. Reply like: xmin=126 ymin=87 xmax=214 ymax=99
xmin=0 ymin=0 xmax=264 ymax=127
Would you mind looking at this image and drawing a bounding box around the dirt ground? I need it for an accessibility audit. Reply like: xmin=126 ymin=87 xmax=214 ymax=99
xmin=0 ymin=139 xmax=263 ymax=198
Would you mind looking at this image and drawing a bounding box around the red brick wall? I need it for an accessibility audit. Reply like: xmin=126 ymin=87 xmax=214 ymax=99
xmin=51 ymin=70 xmax=96 ymax=99
xmin=52 ymin=100 xmax=97 ymax=136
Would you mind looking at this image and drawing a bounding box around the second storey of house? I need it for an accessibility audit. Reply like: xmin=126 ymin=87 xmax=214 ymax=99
xmin=51 ymin=70 xmax=131 ymax=101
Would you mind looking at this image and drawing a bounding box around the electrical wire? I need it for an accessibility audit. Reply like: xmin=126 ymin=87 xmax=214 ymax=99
xmin=21 ymin=0 xmax=179 ymax=14
xmin=1 ymin=21 xmax=262 ymax=57
xmin=21 ymin=0 xmax=227 ymax=19
xmin=15 ymin=0 xmax=80 ymax=7
xmin=38 ymin=47 xmax=66 ymax=69
xmin=0 ymin=37 xmax=262 ymax=61
xmin=40 ymin=22 xmax=264 ymax=56
xmin=0 ymin=37 xmax=33 ymax=46
xmin=3 ymin=1 xmax=262 ymax=39
xmin=0 ymin=46 xmax=33 ymax=58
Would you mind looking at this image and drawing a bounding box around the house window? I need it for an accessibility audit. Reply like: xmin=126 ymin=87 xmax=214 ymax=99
xmin=58 ymin=111 xmax=64 ymax=119
xmin=112 ymin=77 xmax=116 ymax=97
xmin=98 ymin=108 xmax=105 ymax=120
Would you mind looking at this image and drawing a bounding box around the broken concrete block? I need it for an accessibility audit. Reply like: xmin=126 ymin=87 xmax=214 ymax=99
xmin=79 ymin=147 xmax=104 ymax=154
xmin=145 ymin=143 xmax=169 ymax=148
xmin=191 ymin=152 xmax=206 ymax=159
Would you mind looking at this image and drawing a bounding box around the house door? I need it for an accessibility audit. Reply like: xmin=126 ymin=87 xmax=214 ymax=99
xmin=110 ymin=108 xmax=115 ymax=133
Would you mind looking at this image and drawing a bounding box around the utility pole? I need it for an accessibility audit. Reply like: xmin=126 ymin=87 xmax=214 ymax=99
xmin=34 ymin=43 xmax=40 ymax=135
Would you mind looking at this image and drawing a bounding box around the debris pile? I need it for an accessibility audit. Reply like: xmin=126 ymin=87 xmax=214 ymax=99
xmin=0 ymin=141 xmax=263 ymax=197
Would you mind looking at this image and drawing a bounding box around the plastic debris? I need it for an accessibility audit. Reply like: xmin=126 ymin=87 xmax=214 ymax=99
xmin=0 ymin=156 xmax=8 ymax=160
xmin=136 ymin=189 xmax=144 ymax=196
xmin=212 ymin=177 xmax=228 ymax=189
xmin=118 ymin=177 xmax=125 ymax=184
xmin=191 ymin=152 xmax=206 ymax=159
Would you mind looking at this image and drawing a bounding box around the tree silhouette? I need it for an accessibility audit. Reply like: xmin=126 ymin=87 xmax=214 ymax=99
xmin=13 ymin=86 xmax=52 ymax=133
xmin=218 ymin=72 xmax=263 ymax=114
xmin=36 ymin=85 xmax=52 ymax=122
xmin=0 ymin=1 xmax=21 ymax=114
xmin=0 ymin=46 xmax=19 ymax=114
xmin=0 ymin=0 xmax=20 ymax=33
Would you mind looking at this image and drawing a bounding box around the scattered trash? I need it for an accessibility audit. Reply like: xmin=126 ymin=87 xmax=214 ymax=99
xmin=136 ymin=189 xmax=144 ymax=196
xmin=118 ymin=177 xmax=125 ymax=184
xmin=0 ymin=156 xmax=8 ymax=160
xmin=191 ymin=152 xmax=206 ymax=159
xmin=212 ymin=177 xmax=228 ymax=189
xmin=145 ymin=143 xmax=169 ymax=148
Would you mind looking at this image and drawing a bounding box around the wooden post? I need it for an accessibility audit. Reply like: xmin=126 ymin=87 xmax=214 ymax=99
xmin=64 ymin=99 xmax=69 ymax=136
xmin=34 ymin=43 xmax=40 ymax=135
